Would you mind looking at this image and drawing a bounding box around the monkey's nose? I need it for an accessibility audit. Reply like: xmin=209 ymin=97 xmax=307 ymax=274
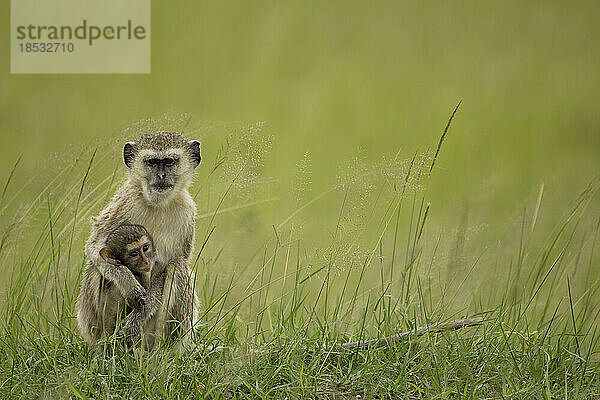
xmin=157 ymin=172 xmax=166 ymax=180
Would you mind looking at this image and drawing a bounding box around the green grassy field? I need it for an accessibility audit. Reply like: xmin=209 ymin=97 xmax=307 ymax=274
xmin=1 ymin=1 xmax=599 ymax=398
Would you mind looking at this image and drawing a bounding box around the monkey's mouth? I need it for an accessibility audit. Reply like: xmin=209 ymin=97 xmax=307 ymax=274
xmin=152 ymin=183 xmax=175 ymax=193
xmin=134 ymin=263 xmax=152 ymax=273
xmin=139 ymin=264 xmax=152 ymax=272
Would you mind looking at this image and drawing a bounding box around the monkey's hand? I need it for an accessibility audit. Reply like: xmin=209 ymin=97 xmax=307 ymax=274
xmin=96 ymin=261 xmax=148 ymax=309
xmin=125 ymin=284 xmax=147 ymax=310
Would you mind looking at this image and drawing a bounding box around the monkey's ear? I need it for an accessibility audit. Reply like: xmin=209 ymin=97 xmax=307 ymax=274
xmin=188 ymin=140 xmax=201 ymax=168
xmin=123 ymin=142 xmax=137 ymax=168
xmin=99 ymin=247 xmax=121 ymax=266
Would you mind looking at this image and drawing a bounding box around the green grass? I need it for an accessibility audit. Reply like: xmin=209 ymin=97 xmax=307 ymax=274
xmin=0 ymin=116 xmax=598 ymax=399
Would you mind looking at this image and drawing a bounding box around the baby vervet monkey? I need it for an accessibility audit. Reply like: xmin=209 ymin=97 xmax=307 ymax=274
xmin=77 ymin=224 xmax=165 ymax=346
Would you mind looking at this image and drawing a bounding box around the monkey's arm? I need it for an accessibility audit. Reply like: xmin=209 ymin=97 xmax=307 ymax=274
xmin=122 ymin=267 xmax=167 ymax=345
xmin=84 ymin=191 xmax=128 ymax=265
xmin=99 ymin=262 xmax=147 ymax=309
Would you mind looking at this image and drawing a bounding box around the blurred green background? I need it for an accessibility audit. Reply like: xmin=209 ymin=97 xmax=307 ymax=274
xmin=1 ymin=0 xmax=599 ymax=246
xmin=0 ymin=1 xmax=599 ymax=359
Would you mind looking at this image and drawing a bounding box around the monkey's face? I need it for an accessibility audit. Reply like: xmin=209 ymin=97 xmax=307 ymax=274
xmin=144 ymin=154 xmax=178 ymax=192
xmin=122 ymin=236 xmax=155 ymax=273
xmin=99 ymin=235 xmax=155 ymax=273
xmin=126 ymin=148 xmax=187 ymax=204
xmin=124 ymin=138 xmax=201 ymax=204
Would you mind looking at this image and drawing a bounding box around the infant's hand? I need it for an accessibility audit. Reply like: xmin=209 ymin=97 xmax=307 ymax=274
xmin=126 ymin=285 xmax=147 ymax=309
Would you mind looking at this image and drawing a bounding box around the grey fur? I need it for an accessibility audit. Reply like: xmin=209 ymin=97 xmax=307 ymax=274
xmin=76 ymin=131 xmax=200 ymax=350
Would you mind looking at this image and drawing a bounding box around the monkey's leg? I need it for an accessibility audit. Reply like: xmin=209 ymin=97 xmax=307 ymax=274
xmin=76 ymin=269 xmax=102 ymax=344
xmin=76 ymin=300 xmax=99 ymax=344
xmin=161 ymin=259 xmax=198 ymax=350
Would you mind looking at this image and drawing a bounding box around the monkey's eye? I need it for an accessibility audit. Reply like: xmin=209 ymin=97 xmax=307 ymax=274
xmin=142 ymin=244 xmax=149 ymax=252
xmin=146 ymin=158 xmax=160 ymax=166
xmin=163 ymin=158 xmax=175 ymax=166
xmin=129 ymin=251 xmax=139 ymax=257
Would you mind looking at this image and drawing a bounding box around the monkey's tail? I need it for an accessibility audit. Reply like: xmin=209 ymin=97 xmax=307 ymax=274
xmin=340 ymin=317 xmax=484 ymax=350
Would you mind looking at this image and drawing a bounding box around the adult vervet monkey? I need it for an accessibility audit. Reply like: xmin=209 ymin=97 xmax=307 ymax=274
xmin=77 ymin=132 xmax=200 ymax=349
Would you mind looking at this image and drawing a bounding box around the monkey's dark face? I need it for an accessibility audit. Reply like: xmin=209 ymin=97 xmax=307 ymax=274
xmin=136 ymin=149 xmax=188 ymax=204
xmin=122 ymin=236 xmax=155 ymax=273
xmin=144 ymin=156 xmax=179 ymax=194
xmin=123 ymin=135 xmax=201 ymax=204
